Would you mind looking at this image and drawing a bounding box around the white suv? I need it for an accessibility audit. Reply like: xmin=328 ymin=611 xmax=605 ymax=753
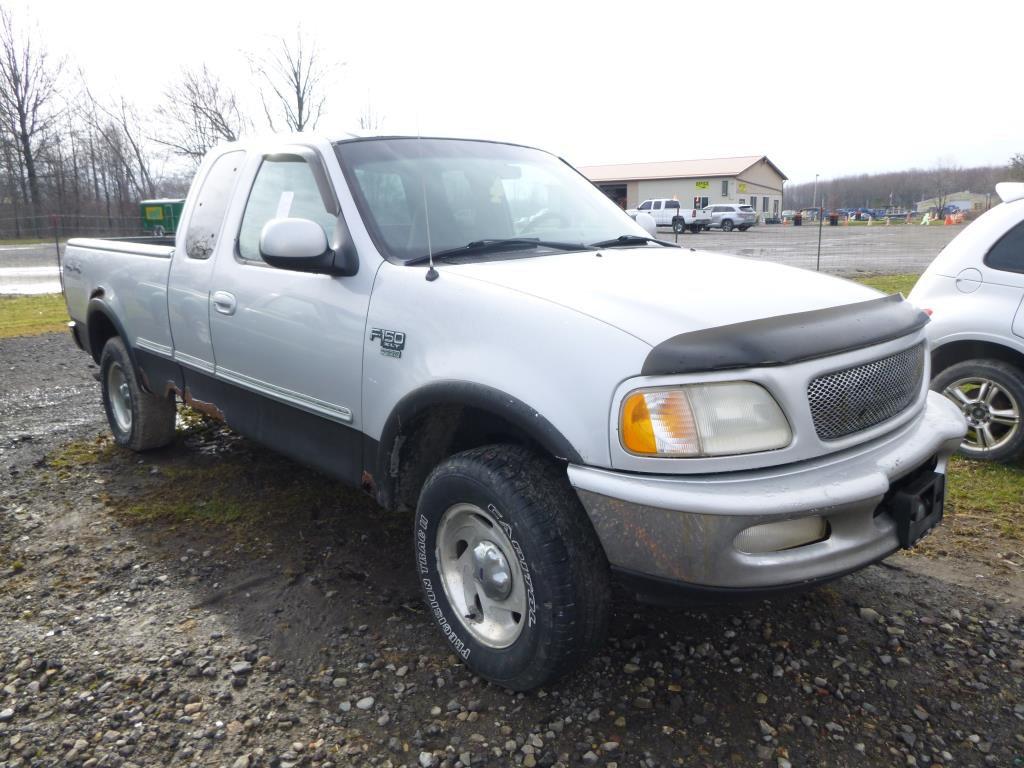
xmin=910 ymin=182 xmax=1024 ymax=462
xmin=703 ymin=203 xmax=757 ymax=231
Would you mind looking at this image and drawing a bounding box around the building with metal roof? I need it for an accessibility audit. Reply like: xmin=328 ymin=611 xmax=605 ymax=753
xmin=578 ymin=155 xmax=788 ymax=221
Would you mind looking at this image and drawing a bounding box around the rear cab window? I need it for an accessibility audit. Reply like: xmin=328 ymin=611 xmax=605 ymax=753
xmin=184 ymin=151 xmax=246 ymax=259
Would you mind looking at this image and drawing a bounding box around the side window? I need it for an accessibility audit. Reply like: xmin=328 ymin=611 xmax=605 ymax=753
xmin=185 ymin=151 xmax=245 ymax=259
xmin=652 ymin=200 xmax=662 ymax=210
xmin=638 ymin=200 xmax=652 ymax=210
xmin=238 ymin=156 xmax=338 ymax=261
xmin=985 ymin=220 xmax=1024 ymax=274
xmin=722 ymin=180 xmax=729 ymax=196
xmin=666 ymin=200 xmax=680 ymax=209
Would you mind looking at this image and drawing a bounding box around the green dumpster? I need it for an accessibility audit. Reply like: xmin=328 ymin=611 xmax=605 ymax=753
xmin=140 ymin=198 xmax=185 ymax=237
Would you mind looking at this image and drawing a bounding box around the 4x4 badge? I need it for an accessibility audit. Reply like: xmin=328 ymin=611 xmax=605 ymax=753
xmin=370 ymin=328 xmax=406 ymax=358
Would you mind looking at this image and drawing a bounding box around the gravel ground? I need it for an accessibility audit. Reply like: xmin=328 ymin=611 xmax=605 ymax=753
xmin=1 ymin=333 xmax=1022 ymax=768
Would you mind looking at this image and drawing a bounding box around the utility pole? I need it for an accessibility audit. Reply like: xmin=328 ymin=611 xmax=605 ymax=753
xmin=812 ymin=173 xmax=819 ymax=211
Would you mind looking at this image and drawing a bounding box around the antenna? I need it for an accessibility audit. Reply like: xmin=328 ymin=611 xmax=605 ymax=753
xmin=417 ymin=130 xmax=438 ymax=282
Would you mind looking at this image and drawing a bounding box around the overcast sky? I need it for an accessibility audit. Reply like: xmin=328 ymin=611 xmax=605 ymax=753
xmin=21 ymin=0 xmax=1024 ymax=184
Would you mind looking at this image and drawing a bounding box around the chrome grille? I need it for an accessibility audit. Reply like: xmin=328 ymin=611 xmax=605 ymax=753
xmin=808 ymin=342 xmax=925 ymax=440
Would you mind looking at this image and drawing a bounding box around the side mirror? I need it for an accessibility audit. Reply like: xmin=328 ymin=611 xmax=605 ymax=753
xmin=635 ymin=211 xmax=657 ymax=237
xmin=259 ymin=217 xmax=339 ymax=274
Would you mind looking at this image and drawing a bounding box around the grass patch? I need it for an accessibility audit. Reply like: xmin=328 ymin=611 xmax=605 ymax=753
xmin=0 ymin=293 xmax=68 ymax=338
xmin=0 ymin=237 xmax=57 ymax=246
xmin=945 ymin=456 xmax=1024 ymax=542
xmin=120 ymin=460 xmax=348 ymax=527
xmin=47 ymin=435 xmax=119 ymax=471
xmin=851 ymin=273 xmax=920 ymax=296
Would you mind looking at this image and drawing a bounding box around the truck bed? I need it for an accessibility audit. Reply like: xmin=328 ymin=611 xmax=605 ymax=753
xmin=62 ymin=237 xmax=176 ymax=360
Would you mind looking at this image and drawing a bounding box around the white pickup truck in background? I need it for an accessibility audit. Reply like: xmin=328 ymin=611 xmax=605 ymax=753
xmin=627 ymin=198 xmax=711 ymax=233
xmin=61 ymin=132 xmax=965 ymax=691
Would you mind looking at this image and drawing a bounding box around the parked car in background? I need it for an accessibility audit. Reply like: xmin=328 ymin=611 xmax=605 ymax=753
xmin=702 ymin=203 xmax=757 ymax=231
xmin=910 ymin=181 xmax=1024 ymax=462
xmin=626 ymin=198 xmax=710 ymax=233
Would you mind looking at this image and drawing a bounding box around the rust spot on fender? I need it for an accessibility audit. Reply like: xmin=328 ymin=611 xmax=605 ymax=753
xmin=182 ymin=387 xmax=225 ymax=422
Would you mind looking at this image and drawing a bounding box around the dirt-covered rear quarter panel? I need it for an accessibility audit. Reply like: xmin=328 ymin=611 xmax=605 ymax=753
xmin=361 ymin=260 xmax=651 ymax=468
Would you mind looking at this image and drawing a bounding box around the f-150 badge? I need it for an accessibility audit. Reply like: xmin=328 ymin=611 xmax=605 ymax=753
xmin=370 ymin=328 xmax=406 ymax=358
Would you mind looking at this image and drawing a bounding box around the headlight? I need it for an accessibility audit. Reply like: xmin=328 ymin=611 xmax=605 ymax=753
xmin=620 ymin=382 xmax=791 ymax=457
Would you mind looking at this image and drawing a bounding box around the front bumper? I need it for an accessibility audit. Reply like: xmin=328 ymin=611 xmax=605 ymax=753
xmin=568 ymin=392 xmax=966 ymax=590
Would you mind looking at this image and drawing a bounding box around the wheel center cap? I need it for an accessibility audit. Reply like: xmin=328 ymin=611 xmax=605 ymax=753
xmin=471 ymin=540 xmax=513 ymax=600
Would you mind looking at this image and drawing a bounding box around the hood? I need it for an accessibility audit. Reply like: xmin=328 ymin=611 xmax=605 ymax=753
xmin=443 ymin=247 xmax=881 ymax=346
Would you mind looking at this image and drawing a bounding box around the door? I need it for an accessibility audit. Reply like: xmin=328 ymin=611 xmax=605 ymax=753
xmin=982 ymin=220 xmax=1024 ymax=340
xmin=208 ymin=149 xmax=374 ymax=432
xmin=651 ymin=199 xmax=665 ymax=226
xmin=168 ymin=150 xmax=247 ymax=372
xmin=664 ymin=199 xmax=680 ymax=225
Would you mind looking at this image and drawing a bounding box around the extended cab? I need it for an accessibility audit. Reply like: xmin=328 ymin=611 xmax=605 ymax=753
xmin=628 ymin=198 xmax=711 ymax=233
xmin=62 ymin=133 xmax=965 ymax=691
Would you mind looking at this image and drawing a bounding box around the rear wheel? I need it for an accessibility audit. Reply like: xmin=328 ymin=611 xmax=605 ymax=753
xmin=722 ymin=219 xmax=735 ymax=232
xmin=932 ymin=359 xmax=1024 ymax=462
xmin=100 ymin=337 xmax=177 ymax=451
xmin=672 ymin=220 xmax=685 ymax=234
xmin=414 ymin=444 xmax=610 ymax=690
xmin=738 ymin=225 xmax=750 ymax=231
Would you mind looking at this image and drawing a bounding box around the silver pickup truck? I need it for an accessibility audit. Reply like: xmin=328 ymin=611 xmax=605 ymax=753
xmin=61 ymin=132 xmax=965 ymax=691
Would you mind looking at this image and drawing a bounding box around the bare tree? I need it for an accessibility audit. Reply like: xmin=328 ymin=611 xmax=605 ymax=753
xmin=931 ymin=156 xmax=961 ymax=216
xmin=251 ymin=29 xmax=334 ymax=132
xmin=155 ymin=65 xmax=249 ymax=162
xmin=79 ymin=82 xmax=158 ymax=200
xmin=1009 ymin=153 xmax=1024 ymax=182
xmin=0 ymin=6 xmax=62 ymax=218
xmin=357 ymin=93 xmax=383 ymax=132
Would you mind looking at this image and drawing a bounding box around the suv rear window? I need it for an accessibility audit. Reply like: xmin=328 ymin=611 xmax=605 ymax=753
xmin=739 ymin=206 xmax=754 ymax=212
xmin=985 ymin=220 xmax=1024 ymax=274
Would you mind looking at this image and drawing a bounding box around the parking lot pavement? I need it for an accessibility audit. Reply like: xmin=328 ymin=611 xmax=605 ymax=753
xmin=659 ymin=223 xmax=963 ymax=275
xmin=1 ymin=333 xmax=1022 ymax=768
xmin=0 ymin=243 xmax=64 ymax=294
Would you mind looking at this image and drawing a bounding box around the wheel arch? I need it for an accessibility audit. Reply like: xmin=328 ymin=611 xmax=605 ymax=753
xmin=86 ymin=296 xmax=130 ymax=364
xmin=370 ymin=381 xmax=583 ymax=511
xmin=932 ymin=338 xmax=1024 ymax=377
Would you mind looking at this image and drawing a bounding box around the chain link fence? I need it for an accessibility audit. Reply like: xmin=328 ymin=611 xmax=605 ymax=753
xmin=660 ymin=218 xmax=963 ymax=276
xmin=0 ymin=213 xmax=142 ymax=242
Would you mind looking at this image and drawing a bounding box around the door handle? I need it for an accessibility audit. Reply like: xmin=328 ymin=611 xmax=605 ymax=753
xmin=212 ymin=290 xmax=237 ymax=315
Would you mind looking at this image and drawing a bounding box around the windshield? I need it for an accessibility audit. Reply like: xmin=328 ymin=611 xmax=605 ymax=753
xmin=334 ymin=138 xmax=649 ymax=263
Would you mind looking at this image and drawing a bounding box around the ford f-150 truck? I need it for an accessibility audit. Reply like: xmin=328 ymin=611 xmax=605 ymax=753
xmin=61 ymin=132 xmax=966 ymax=691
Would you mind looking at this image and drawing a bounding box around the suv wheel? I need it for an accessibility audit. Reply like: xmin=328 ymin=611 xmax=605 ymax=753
xmin=414 ymin=444 xmax=610 ymax=690
xmin=722 ymin=219 xmax=735 ymax=232
xmin=933 ymin=359 xmax=1024 ymax=462
xmin=100 ymin=337 xmax=177 ymax=451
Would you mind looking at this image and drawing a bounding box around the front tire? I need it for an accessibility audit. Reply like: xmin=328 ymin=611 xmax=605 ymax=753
xmin=689 ymin=224 xmax=702 ymax=233
xmin=722 ymin=219 xmax=735 ymax=232
xmin=100 ymin=337 xmax=177 ymax=451
xmin=932 ymin=359 xmax=1024 ymax=462
xmin=414 ymin=445 xmax=610 ymax=690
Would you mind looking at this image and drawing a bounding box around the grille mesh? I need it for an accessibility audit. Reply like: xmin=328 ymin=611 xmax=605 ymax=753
xmin=808 ymin=343 xmax=925 ymax=440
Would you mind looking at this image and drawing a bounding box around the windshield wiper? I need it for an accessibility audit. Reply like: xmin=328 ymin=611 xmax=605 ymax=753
xmin=406 ymin=238 xmax=592 ymax=265
xmin=587 ymin=235 xmax=680 ymax=249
